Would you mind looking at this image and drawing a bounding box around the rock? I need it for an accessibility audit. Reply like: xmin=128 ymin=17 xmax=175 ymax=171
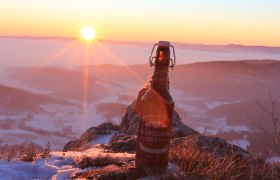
xmin=171 ymin=110 xmax=199 ymax=138
xmin=106 ymin=101 xmax=198 ymax=153
xmin=63 ymin=122 xmax=120 ymax=151
xmin=98 ymin=122 xmax=120 ymax=131
xmin=63 ymin=140 xmax=82 ymax=152
xmin=120 ymin=101 xmax=199 ymax=138
xmin=108 ymin=133 xmax=137 ymax=152
xmin=119 ymin=101 xmax=140 ymax=135
xmin=79 ymin=122 xmax=119 ymax=143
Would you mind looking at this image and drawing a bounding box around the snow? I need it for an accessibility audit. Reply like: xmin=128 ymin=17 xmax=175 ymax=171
xmin=0 ymin=154 xmax=78 ymax=179
xmin=90 ymin=134 xmax=115 ymax=145
xmin=229 ymin=139 xmax=250 ymax=150
xmin=205 ymin=100 xmax=242 ymax=110
xmin=0 ymin=102 xmax=113 ymax=149
xmin=233 ymin=74 xmax=279 ymax=84
xmin=175 ymin=95 xmax=205 ymax=101
xmin=266 ymin=156 xmax=280 ymax=163
xmin=0 ymin=113 xmax=29 ymax=121
xmin=170 ymin=89 xmax=184 ymax=96
xmin=0 ymin=91 xmax=129 ymax=150
xmin=0 ymin=160 xmax=58 ymax=179
xmin=195 ymin=116 xmax=251 ymax=135
xmin=176 ymin=102 xmax=206 ymax=115
xmin=0 ymin=145 xmax=134 ymax=179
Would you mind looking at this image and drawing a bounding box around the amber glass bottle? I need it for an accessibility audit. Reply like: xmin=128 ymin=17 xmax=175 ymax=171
xmin=136 ymin=41 xmax=175 ymax=169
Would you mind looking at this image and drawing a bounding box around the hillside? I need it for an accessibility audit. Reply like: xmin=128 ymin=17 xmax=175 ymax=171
xmin=6 ymin=67 xmax=113 ymax=103
xmin=0 ymin=84 xmax=72 ymax=112
xmin=1 ymin=60 xmax=280 ymax=156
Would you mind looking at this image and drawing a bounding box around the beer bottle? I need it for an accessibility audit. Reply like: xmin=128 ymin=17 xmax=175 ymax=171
xmin=136 ymin=41 xmax=176 ymax=169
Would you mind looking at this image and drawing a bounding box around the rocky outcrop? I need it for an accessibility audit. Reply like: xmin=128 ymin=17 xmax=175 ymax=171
xmin=120 ymin=101 xmax=198 ymax=138
xmin=63 ymin=101 xmax=198 ymax=152
xmin=63 ymin=122 xmax=120 ymax=151
xmin=63 ymin=101 xmax=249 ymax=159
xmin=106 ymin=101 xmax=199 ymax=153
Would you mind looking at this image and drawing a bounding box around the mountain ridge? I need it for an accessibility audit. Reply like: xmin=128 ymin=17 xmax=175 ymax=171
xmin=0 ymin=84 xmax=73 ymax=112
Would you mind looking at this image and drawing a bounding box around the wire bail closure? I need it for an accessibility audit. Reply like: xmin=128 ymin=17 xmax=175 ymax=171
xmin=149 ymin=41 xmax=176 ymax=69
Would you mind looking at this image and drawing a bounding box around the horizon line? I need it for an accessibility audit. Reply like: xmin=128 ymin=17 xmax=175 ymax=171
xmin=3 ymin=59 xmax=280 ymax=70
xmin=1 ymin=35 xmax=280 ymax=48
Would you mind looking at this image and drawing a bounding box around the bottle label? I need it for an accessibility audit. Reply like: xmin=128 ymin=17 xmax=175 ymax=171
xmin=138 ymin=115 xmax=170 ymax=153
xmin=140 ymin=143 xmax=168 ymax=153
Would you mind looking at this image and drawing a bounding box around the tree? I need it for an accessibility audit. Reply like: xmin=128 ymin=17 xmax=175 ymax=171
xmin=248 ymin=92 xmax=280 ymax=157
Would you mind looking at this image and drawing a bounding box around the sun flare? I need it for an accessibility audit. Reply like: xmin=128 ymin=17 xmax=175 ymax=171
xmin=81 ymin=26 xmax=95 ymax=41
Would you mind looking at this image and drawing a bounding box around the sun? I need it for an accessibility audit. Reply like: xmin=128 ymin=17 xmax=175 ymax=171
xmin=81 ymin=26 xmax=95 ymax=41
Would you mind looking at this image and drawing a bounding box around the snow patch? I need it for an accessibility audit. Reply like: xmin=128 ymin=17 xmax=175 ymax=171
xmin=0 ymin=160 xmax=57 ymax=179
xmin=266 ymin=156 xmax=280 ymax=163
xmin=195 ymin=116 xmax=251 ymax=135
xmin=176 ymin=102 xmax=206 ymax=115
xmin=229 ymin=139 xmax=250 ymax=150
xmin=90 ymin=134 xmax=115 ymax=145
xmin=205 ymin=100 xmax=242 ymax=110
xmin=0 ymin=146 xmax=134 ymax=179
xmin=233 ymin=74 xmax=279 ymax=84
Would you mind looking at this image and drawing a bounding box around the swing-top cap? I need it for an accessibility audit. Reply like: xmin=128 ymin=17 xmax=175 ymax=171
xmin=158 ymin=41 xmax=170 ymax=48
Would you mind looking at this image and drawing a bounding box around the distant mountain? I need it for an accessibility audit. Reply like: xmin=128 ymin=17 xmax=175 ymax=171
xmin=8 ymin=60 xmax=277 ymax=105
xmin=172 ymin=60 xmax=280 ymax=100
xmin=83 ymin=60 xmax=280 ymax=101
xmin=173 ymin=43 xmax=280 ymax=54
xmin=0 ymin=84 xmax=71 ymax=112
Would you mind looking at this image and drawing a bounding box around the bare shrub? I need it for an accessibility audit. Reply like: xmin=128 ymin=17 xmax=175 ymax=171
xmin=0 ymin=142 xmax=43 ymax=162
xmin=41 ymin=141 xmax=51 ymax=159
xmin=248 ymin=92 xmax=280 ymax=157
xmin=19 ymin=144 xmax=38 ymax=162
xmin=4 ymin=145 xmax=17 ymax=162
xmin=77 ymin=154 xmax=124 ymax=169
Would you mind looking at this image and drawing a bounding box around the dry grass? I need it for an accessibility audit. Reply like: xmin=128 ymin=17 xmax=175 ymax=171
xmin=77 ymin=154 xmax=125 ymax=169
xmin=169 ymin=137 xmax=280 ymax=179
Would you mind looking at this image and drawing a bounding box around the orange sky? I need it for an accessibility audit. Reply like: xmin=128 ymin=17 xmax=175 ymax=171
xmin=1 ymin=0 xmax=280 ymax=46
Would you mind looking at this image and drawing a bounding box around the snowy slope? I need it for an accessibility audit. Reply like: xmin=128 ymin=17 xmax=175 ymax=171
xmin=0 ymin=147 xmax=134 ymax=179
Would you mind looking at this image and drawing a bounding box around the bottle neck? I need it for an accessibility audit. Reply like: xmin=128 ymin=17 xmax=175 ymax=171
xmin=150 ymin=64 xmax=169 ymax=91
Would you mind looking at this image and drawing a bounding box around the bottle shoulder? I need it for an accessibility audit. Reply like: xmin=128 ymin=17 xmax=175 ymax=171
xmin=142 ymin=88 xmax=174 ymax=104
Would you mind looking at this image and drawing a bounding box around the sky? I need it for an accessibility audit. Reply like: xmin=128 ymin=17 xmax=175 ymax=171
xmin=1 ymin=0 xmax=280 ymax=46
